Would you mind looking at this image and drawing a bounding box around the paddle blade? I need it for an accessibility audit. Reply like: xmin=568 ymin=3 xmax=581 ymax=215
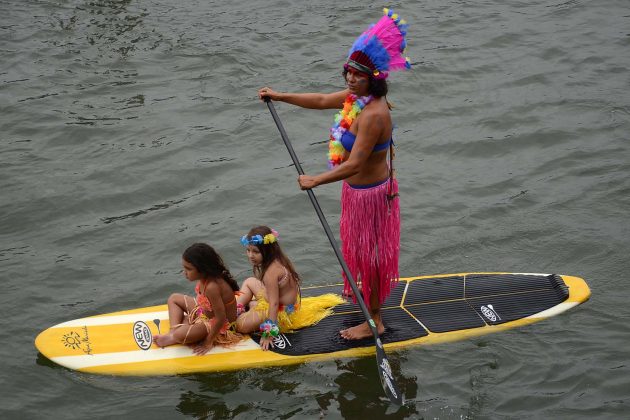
xmin=375 ymin=338 xmax=403 ymax=405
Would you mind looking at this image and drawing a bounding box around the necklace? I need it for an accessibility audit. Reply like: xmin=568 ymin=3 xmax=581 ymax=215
xmin=327 ymin=94 xmax=373 ymax=168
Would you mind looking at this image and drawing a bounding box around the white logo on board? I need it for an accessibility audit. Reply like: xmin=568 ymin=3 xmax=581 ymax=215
xmin=480 ymin=304 xmax=501 ymax=322
xmin=133 ymin=321 xmax=153 ymax=350
xmin=272 ymin=334 xmax=291 ymax=350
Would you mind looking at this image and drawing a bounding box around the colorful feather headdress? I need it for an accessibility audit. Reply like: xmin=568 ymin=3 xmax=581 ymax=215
xmin=345 ymin=8 xmax=411 ymax=79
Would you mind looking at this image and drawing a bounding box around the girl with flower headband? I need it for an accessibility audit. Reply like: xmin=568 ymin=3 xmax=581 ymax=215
xmin=258 ymin=9 xmax=410 ymax=340
xmin=153 ymin=243 xmax=242 ymax=354
xmin=235 ymin=226 xmax=344 ymax=350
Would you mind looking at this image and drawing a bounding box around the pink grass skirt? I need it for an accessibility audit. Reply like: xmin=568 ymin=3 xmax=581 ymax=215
xmin=340 ymin=179 xmax=400 ymax=309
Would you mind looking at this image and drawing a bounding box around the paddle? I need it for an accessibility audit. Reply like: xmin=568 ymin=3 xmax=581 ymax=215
xmin=264 ymin=98 xmax=403 ymax=405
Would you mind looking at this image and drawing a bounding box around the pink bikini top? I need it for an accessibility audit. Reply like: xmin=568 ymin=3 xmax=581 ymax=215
xmin=195 ymin=281 xmax=239 ymax=313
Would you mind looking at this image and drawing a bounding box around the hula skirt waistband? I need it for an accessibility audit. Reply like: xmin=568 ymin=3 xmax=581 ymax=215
xmin=347 ymin=178 xmax=389 ymax=189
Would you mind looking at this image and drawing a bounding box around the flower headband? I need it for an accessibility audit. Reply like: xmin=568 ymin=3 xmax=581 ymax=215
xmin=240 ymin=229 xmax=279 ymax=246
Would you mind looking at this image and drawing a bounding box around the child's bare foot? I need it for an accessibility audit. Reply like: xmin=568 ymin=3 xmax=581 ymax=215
xmin=339 ymin=320 xmax=385 ymax=340
xmin=154 ymin=333 xmax=178 ymax=348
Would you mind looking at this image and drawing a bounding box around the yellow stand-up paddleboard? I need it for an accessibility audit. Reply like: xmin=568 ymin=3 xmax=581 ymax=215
xmin=35 ymin=272 xmax=590 ymax=375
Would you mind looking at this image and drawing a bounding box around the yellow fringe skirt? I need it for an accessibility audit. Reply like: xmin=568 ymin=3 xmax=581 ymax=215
xmin=253 ymin=293 xmax=345 ymax=332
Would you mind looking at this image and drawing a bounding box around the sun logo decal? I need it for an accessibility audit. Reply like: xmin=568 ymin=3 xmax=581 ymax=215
xmin=61 ymin=331 xmax=82 ymax=350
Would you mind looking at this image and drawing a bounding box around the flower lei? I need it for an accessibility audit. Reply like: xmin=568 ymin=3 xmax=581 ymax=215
xmin=259 ymin=319 xmax=280 ymax=339
xmin=327 ymin=94 xmax=374 ymax=168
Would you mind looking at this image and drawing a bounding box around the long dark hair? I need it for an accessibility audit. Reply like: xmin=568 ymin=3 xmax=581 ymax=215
xmin=342 ymin=68 xmax=389 ymax=98
xmin=246 ymin=226 xmax=300 ymax=285
xmin=182 ymin=243 xmax=239 ymax=292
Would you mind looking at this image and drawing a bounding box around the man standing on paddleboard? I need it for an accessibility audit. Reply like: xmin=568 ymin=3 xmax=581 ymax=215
xmin=259 ymin=9 xmax=411 ymax=339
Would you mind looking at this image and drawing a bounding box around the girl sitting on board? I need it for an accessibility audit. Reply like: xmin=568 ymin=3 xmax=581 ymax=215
xmin=235 ymin=225 xmax=345 ymax=350
xmin=154 ymin=243 xmax=242 ymax=355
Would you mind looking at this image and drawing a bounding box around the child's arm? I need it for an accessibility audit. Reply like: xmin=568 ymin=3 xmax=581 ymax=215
xmin=193 ymin=282 xmax=226 ymax=355
xmin=259 ymin=88 xmax=348 ymax=110
xmin=260 ymin=266 xmax=282 ymax=351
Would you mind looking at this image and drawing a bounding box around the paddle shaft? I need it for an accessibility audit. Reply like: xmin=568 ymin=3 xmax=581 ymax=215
xmin=264 ymin=98 xmax=402 ymax=404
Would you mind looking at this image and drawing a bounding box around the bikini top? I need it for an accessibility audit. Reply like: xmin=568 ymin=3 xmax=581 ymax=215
xmin=277 ymin=266 xmax=301 ymax=312
xmin=195 ymin=281 xmax=239 ymax=312
xmin=277 ymin=266 xmax=294 ymax=288
xmin=340 ymin=130 xmax=392 ymax=153
xmin=195 ymin=282 xmax=212 ymax=312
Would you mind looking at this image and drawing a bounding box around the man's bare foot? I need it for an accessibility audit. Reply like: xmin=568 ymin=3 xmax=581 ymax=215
xmin=339 ymin=320 xmax=385 ymax=340
xmin=154 ymin=333 xmax=178 ymax=348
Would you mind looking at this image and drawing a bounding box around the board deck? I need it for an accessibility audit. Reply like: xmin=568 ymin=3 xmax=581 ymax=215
xmin=35 ymin=273 xmax=590 ymax=375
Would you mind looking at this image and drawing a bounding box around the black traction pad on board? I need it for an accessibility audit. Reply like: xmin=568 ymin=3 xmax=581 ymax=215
xmin=250 ymin=273 xmax=569 ymax=356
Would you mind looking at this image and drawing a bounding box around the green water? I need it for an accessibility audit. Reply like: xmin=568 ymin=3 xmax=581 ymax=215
xmin=2 ymin=0 xmax=629 ymax=418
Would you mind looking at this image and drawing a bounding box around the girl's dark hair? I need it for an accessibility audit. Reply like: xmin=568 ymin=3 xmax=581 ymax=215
xmin=183 ymin=243 xmax=239 ymax=292
xmin=247 ymin=225 xmax=300 ymax=285
xmin=342 ymin=69 xmax=389 ymax=98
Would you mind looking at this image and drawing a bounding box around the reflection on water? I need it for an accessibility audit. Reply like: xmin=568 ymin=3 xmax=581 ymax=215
xmin=176 ymin=366 xmax=305 ymax=418
xmin=177 ymin=352 xmax=508 ymax=419
xmin=333 ymin=356 xmax=420 ymax=418
xmin=171 ymin=356 xmax=422 ymax=419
